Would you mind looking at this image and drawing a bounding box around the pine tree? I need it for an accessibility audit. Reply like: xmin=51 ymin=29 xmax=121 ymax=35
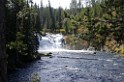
xmin=78 ymin=0 xmax=82 ymax=12
xmin=70 ymin=0 xmax=78 ymax=15
xmin=48 ymin=0 xmax=56 ymax=32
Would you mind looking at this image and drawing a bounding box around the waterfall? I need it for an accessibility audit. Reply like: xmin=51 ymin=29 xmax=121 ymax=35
xmin=38 ymin=33 xmax=95 ymax=54
xmin=38 ymin=33 xmax=65 ymax=50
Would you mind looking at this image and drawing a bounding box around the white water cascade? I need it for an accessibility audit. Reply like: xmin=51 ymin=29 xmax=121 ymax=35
xmin=38 ymin=33 xmax=95 ymax=54
xmin=38 ymin=33 xmax=64 ymax=49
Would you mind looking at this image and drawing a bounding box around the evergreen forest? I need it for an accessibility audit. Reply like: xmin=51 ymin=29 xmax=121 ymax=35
xmin=0 ymin=0 xmax=124 ymax=82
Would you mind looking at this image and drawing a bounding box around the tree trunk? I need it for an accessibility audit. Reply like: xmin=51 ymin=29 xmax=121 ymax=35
xmin=0 ymin=0 xmax=8 ymax=82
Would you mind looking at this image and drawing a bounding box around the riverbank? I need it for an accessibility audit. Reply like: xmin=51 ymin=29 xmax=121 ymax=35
xmin=7 ymin=53 xmax=41 ymax=72
xmin=64 ymin=34 xmax=124 ymax=57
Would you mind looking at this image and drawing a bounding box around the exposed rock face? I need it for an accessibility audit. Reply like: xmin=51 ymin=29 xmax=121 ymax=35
xmin=0 ymin=0 xmax=8 ymax=82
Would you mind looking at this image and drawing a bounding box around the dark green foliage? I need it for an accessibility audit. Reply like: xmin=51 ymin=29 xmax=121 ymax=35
xmin=6 ymin=0 xmax=41 ymax=69
xmin=4 ymin=0 xmax=124 ymax=71
xmin=64 ymin=0 xmax=124 ymax=51
xmin=48 ymin=0 xmax=56 ymax=32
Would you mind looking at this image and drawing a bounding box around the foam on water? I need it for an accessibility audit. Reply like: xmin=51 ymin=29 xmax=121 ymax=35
xmin=38 ymin=49 xmax=94 ymax=53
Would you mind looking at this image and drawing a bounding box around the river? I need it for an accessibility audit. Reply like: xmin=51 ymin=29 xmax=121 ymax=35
xmin=8 ymin=34 xmax=124 ymax=82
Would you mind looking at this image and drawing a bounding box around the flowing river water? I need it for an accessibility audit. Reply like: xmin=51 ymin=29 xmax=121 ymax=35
xmin=8 ymin=33 xmax=124 ymax=82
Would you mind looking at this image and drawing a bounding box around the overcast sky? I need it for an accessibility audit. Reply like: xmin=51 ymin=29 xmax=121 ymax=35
xmin=33 ymin=0 xmax=71 ymax=9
